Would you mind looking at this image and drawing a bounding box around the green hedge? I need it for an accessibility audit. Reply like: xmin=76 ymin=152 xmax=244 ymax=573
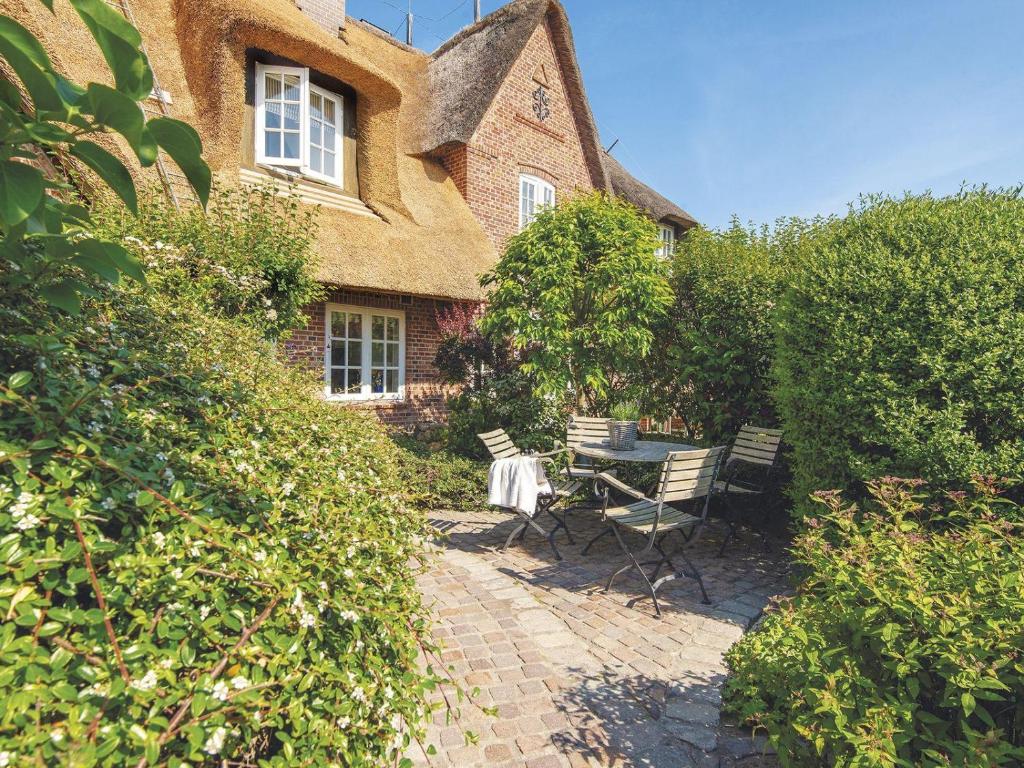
xmin=645 ymin=220 xmax=806 ymax=444
xmin=773 ymin=190 xmax=1024 ymax=513
xmin=0 ymin=206 xmax=438 ymax=764
xmin=724 ymin=479 xmax=1024 ymax=765
xmin=394 ymin=436 xmax=489 ymax=512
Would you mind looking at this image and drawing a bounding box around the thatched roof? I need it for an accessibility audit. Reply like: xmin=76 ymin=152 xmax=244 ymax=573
xmin=425 ymin=0 xmax=610 ymax=191
xmin=602 ymin=153 xmax=697 ymax=229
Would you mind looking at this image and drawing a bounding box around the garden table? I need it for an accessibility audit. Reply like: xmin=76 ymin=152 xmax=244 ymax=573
xmin=574 ymin=439 xmax=698 ymax=463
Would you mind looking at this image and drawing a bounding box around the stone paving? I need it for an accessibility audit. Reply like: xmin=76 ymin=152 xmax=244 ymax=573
xmin=408 ymin=506 xmax=790 ymax=768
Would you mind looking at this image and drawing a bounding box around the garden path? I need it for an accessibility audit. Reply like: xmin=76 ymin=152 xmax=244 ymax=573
xmin=410 ymin=508 xmax=789 ymax=768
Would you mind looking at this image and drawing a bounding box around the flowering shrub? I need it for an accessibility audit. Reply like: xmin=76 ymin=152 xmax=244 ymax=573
xmin=723 ymin=478 xmax=1024 ymax=766
xmin=93 ymin=184 xmax=323 ymax=341
xmin=394 ymin=437 xmax=488 ymax=512
xmin=0 ymin=240 xmax=442 ymax=764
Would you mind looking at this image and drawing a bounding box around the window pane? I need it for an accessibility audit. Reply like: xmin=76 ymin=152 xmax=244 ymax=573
xmin=265 ymin=101 xmax=281 ymax=130
xmin=310 ymin=92 xmax=322 ymax=121
xmin=310 ymin=146 xmax=322 ymax=173
xmin=347 ymin=340 xmax=361 ymax=365
xmin=330 ymin=368 xmax=345 ymax=395
xmin=347 ymin=368 xmax=362 ymax=394
xmin=371 ymin=369 xmax=384 ymax=394
xmin=386 ymin=369 xmax=398 ymax=394
xmin=264 ymin=131 xmax=281 ymax=158
xmin=283 ymin=74 xmax=301 ymax=101
xmin=372 ymin=342 xmax=384 ymax=366
xmin=323 ymin=125 xmax=336 ymax=151
xmin=330 ymin=311 xmax=347 ymax=337
xmin=283 ymin=132 xmax=300 ymax=159
xmin=348 ymin=314 xmax=362 ymax=337
xmin=372 ymin=316 xmax=385 ymax=340
xmin=323 ymin=152 xmax=335 ymax=178
xmin=324 ymin=98 xmax=336 ymax=126
xmin=265 ymin=73 xmax=281 ymax=101
xmin=330 ymin=344 xmax=346 ymax=366
xmin=386 ymin=317 xmax=399 ymax=341
xmin=386 ymin=343 xmax=397 ymax=366
xmin=283 ymin=102 xmax=300 ymax=131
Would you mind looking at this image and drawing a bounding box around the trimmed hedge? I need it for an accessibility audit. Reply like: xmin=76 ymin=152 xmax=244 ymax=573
xmin=773 ymin=190 xmax=1024 ymax=513
xmin=724 ymin=478 xmax=1024 ymax=765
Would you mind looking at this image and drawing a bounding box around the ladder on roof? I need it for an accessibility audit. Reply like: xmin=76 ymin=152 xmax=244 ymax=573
xmin=104 ymin=0 xmax=197 ymax=209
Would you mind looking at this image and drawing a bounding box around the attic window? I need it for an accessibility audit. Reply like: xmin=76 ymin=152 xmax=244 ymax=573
xmin=657 ymin=224 xmax=675 ymax=258
xmin=519 ymin=174 xmax=555 ymax=230
xmin=255 ymin=63 xmax=342 ymax=186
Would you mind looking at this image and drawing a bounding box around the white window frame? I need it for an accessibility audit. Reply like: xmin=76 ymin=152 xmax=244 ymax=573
xmin=324 ymin=304 xmax=406 ymax=402
xmin=255 ymin=63 xmax=344 ymax=187
xmin=519 ymin=173 xmax=555 ymax=230
xmin=657 ymin=224 xmax=675 ymax=258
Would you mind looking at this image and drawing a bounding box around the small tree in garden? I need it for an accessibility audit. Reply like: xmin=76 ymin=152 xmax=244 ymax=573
xmin=481 ymin=192 xmax=672 ymax=414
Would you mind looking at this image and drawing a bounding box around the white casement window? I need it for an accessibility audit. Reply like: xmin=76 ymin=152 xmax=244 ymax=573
xmin=256 ymin=63 xmax=343 ymax=186
xmin=519 ymin=174 xmax=555 ymax=230
xmin=325 ymin=305 xmax=405 ymax=401
xmin=657 ymin=224 xmax=675 ymax=258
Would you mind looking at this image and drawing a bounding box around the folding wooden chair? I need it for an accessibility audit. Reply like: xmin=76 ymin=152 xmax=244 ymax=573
xmin=477 ymin=428 xmax=580 ymax=560
xmin=594 ymin=447 xmax=726 ymax=617
xmin=713 ymin=426 xmax=783 ymax=556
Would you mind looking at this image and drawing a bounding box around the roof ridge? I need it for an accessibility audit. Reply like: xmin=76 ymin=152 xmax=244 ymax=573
xmin=430 ymin=0 xmax=548 ymax=58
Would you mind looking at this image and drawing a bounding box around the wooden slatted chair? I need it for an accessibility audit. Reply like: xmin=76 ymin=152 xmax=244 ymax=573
xmin=595 ymin=447 xmax=726 ymax=617
xmin=564 ymin=415 xmax=611 ymax=480
xmin=477 ymin=428 xmax=580 ymax=560
xmin=713 ymin=426 xmax=783 ymax=556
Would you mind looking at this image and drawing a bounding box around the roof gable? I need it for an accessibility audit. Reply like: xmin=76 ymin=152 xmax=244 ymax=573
xmin=424 ymin=0 xmax=609 ymax=191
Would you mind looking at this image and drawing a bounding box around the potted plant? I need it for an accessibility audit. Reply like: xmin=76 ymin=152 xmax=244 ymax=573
xmin=608 ymin=401 xmax=641 ymax=450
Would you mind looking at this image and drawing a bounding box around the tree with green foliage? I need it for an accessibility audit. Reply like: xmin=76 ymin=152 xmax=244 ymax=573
xmin=773 ymin=189 xmax=1024 ymax=514
xmin=0 ymin=0 xmax=209 ymax=314
xmin=480 ymin=192 xmax=672 ymax=414
xmin=644 ymin=219 xmax=809 ymax=444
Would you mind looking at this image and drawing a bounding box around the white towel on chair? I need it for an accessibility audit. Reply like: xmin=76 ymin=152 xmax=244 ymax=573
xmin=487 ymin=456 xmax=553 ymax=517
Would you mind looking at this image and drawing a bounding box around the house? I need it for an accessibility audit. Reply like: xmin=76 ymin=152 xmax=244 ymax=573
xmin=6 ymin=0 xmax=695 ymax=428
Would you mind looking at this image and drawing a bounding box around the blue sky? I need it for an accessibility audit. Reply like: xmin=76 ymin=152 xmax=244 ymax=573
xmin=349 ymin=0 xmax=1024 ymax=229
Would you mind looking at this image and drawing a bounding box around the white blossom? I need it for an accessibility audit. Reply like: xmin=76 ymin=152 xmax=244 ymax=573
xmin=203 ymin=726 xmax=227 ymax=755
xmin=0 ymin=751 xmax=11 ymax=767
xmin=253 ymin=550 xmax=267 ymax=563
xmin=299 ymin=611 xmax=316 ymax=628
xmin=152 ymin=531 xmax=166 ymax=549
xmin=337 ymin=715 xmax=350 ymax=729
xmin=101 ymin=497 xmax=116 ymax=511
xmin=212 ymin=680 xmax=230 ymax=701
xmin=131 ymin=670 xmax=158 ymax=691
xmin=339 ymin=610 xmax=359 ymax=623
xmin=343 ymin=568 xmax=354 ymax=579
xmin=199 ymin=605 xmax=211 ymax=620
xmin=171 ymin=567 xmax=183 ymax=579
xmin=351 ymin=686 xmax=367 ymax=704
xmin=281 ymin=481 xmax=295 ymax=496
xmin=231 ymin=675 xmax=248 ymax=690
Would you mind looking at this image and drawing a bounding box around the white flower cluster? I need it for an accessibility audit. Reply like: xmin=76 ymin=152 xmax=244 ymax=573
xmin=203 ymin=726 xmax=227 ymax=755
xmin=131 ymin=670 xmax=158 ymax=691
xmin=10 ymin=491 xmax=42 ymax=531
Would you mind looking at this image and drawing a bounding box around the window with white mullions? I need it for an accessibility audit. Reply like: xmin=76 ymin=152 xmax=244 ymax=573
xmin=325 ymin=305 xmax=405 ymax=401
xmin=256 ymin=63 xmax=344 ymax=186
xmin=519 ymin=174 xmax=555 ymax=230
xmin=657 ymin=224 xmax=675 ymax=258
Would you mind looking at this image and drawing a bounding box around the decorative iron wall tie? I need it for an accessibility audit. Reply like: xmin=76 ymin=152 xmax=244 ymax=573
xmin=532 ymin=85 xmax=550 ymax=122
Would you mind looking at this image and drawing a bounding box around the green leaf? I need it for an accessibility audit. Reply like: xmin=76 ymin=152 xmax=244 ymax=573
xmin=145 ymin=118 xmax=210 ymax=206
xmin=39 ymin=279 xmax=83 ymax=314
xmin=70 ymin=140 xmax=138 ymax=214
xmin=68 ymin=0 xmax=153 ymax=101
xmin=81 ymin=83 xmax=157 ymax=164
xmin=100 ymin=241 xmax=145 ymax=282
xmin=8 ymin=371 xmax=31 ymax=389
xmin=72 ymin=239 xmax=121 ymax=283
xmin=0 ymin=160 xmax=44 ymax=227
xmin=0 ymin=16 xmax=64 ymax=113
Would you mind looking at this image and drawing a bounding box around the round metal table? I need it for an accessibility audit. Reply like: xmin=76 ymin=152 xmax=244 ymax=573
xmin=575 ymin=439 xmax=698 ymax=463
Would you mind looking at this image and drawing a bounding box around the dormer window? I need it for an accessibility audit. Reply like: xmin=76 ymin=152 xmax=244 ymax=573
xmin=255 ymin=63 xmax=342 ymax=186
xmin=519 ymin=174 xmax=555 ymax=230
xmin=657 ymin=224 xmax=675 ymax=258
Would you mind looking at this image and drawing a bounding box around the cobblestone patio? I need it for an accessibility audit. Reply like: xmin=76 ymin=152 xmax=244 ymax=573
xmin=410 ymin=506 xmax=789 ymax=767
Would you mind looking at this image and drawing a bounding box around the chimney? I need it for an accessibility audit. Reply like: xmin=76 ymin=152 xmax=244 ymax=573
xmin=296 ymin=0 xmax=346 ymax=35
xmin=474 ymin=0 xmax=481 ymax=22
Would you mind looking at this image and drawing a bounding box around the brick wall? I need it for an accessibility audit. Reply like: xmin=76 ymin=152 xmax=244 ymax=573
xmin=294 ymin=0 xmax=345 ymax=35
xmin=439 ymin=19 xmax=596 ymax=253
xmin=284 ymin=288 xmax=468 ymax=429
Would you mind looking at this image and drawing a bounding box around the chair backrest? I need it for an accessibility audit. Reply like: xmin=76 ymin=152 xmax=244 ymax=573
xmin=657 ymin=447 xmax=726 ymax=505
xmin=729 ymin=426 xmax=783 ymax=468
xmin=566 ymin=415 xmax=610 ymax=449
xmin=478 ymin=428 xmax=521 ymax=460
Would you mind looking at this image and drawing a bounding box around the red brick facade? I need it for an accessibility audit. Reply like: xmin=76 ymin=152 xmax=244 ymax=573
xmin=285 ymin=19 xmax=600 ymax=430
xmin=438 ymin=20 xmax=597 ymax=252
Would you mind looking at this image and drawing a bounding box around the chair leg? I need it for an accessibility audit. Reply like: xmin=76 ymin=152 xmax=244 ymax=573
xmin=605 ymin=525 xmax=663 ymax=617
xmin=716 ymin=497 xmax=740 ymax=558
xmin=502 ymin=521 xmax=527 ymax=552
xmin=653 ymin=547 xmax=711 ymax=605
